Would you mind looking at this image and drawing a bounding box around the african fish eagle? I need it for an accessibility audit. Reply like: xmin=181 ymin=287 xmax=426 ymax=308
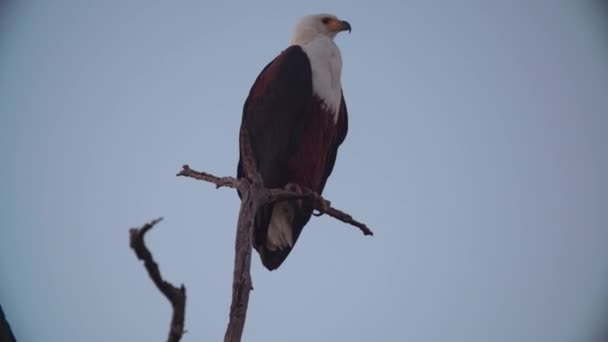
xmin=237 ymin=13 xmax=351 ymax=270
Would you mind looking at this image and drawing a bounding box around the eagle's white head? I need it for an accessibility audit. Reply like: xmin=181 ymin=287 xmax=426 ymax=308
xmin=289 ymin=14 xmax=351 ymax=120
xmin=290 ymin=13 xmax=351 ymax=45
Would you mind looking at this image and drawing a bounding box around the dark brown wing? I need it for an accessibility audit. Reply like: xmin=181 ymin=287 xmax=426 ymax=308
xmin=237 ymin=45 xmax=312 ymax=188
xmin=237 ymin=46 xmax=313 ymax=269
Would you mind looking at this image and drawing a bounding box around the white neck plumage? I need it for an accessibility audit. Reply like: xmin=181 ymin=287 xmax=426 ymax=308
xmin=294 ymin=36 xmax=343 ymax=123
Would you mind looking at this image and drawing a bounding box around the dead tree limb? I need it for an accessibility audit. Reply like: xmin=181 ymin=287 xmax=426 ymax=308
xmin=129 ymin=127 xmax=371 ymax=341
xmin=177 ymin=167 xmax=374 ymax=237
xmin=0 ymin=304 xmax=16 ymax=342
xmin=129 ymin=218 xmax=187 ymax=342
xmin=175 ymin=128 xmax=373 ymax=342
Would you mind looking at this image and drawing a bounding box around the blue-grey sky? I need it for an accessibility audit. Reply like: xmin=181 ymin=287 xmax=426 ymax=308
xmin=1 ymin=1 xmax=607 ymax=341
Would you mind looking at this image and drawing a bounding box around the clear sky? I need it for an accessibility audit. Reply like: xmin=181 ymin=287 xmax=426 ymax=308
xmin=1 ymin=1 xmax=607 ymax=341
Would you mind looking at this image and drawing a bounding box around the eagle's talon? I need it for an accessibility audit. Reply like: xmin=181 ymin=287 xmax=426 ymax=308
xmin=282 ymin=183 xmax=305 ymax=209
xmin=285 ymin=183 xmax=304 ymax=194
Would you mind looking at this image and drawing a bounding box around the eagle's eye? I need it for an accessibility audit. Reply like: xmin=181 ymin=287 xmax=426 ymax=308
xmin=321 ymin=17 xmax=331 ymax=24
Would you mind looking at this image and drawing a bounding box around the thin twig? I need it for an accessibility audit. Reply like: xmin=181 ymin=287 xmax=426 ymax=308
xmin=269 ymin=187 xmax=374 ymax=236
xmin=177 ymin=165 xmax=242 ymax=190
xmin=316 ymin=203 xmax=374 ymax=236
xmin=129 ymin=218 xmax=187 ymax=342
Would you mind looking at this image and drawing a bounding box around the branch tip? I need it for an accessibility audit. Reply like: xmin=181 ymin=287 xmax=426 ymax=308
xmin=129 ymin=218 xmax=186 ymax=342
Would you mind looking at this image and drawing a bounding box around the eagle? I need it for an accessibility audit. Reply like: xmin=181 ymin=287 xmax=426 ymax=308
xmin=237 ymin=13 xmax=351 ymax=270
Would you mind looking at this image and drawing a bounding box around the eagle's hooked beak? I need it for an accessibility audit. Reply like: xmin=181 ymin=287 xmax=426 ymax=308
xmin=340 ymin=20 xmax=352 ymax=33
xmin=328 ymin=19 xmax=352 ymax=33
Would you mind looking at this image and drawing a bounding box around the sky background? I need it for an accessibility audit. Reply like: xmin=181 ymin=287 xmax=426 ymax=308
xmin=1 ymin=1 xmax=607 ymax=341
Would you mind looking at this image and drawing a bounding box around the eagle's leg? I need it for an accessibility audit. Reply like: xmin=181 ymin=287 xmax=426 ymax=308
xmin=284 ymin=183 xmax=328 ymax=217
xmin=284 ymin=183 xmax=305 ymax=209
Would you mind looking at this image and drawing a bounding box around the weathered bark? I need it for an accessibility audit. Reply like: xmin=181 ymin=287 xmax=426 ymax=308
xmin=129 ymin=218 xmax=187 ymax=342
xmin=223 ymin=181 xmax=256 ymax=342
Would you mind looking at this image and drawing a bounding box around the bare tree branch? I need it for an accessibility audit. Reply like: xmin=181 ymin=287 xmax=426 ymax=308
xmin=178 ymin=168 xmax=374 ymax=237
xmin=222 ymin=128 xmax=263 ymax=342
xmin=174 ymin=128 xmax=374 ymax=342
xmin=222 ymin=180 xmax=257 ymax=342
xmin=269 ymin=186 xmax=374 ymax=236
xmin=129 ymin=218 xmax=187 ymax=342
xmin=177 ymin=165 xmax=242 ymax=191
xmin=130 ymin=127 xmax=371 ymax=341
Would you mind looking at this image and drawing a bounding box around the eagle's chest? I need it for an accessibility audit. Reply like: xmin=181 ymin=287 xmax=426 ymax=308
xmin=302 ymin=39 xmax=342 ymax=122
xmin=287 ymin=97 xmax=339 ymax=192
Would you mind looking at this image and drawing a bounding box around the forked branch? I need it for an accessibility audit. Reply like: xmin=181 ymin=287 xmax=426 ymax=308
xmin=132 ymin=128 xmax=373 ymax=342
xmin=175 ymin=128 xmax=373 ymax=342
xmin=129 ymin=218 xmax=187 ymax=342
